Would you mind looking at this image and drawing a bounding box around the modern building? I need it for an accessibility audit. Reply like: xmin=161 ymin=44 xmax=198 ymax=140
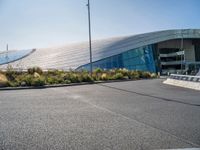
xmin=0 ymin=29 xmax=200 ymax=75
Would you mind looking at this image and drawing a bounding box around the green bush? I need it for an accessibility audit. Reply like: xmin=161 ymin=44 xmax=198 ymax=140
xmin=46 ymin=76 xmax=64 ymax=84
xmin=69 ymin=73 xmax=81 ymax=83
xmin=140 ymin=71 xmax=151 ymax=79
xmin=113 ymin=72 xmax=124 ymax=80
xmin=92 ymin=73 xmax=99 ymax=81
xmin=7 ymin=81 xmax=19 ymax=87
xmin=14 ymin=74 xmax=45 ymax=86
xmin=46 ymin=77 xmax=57 ymax=84
xmin=64 ymin=80 xmax=71 ymax=84
xmin=30 ymin=77 xmax=45 ymax=86
xmin=81 ymin=73 xmax=94 ymax=82
xmin=0 ymin=67 xmax=158 ymax=87
xmin=116 ymin=68 xmax=129 ymax=76
xmin=5 ymin=65 xmax=17 ymax=81
xmin=129 ymin=71 xmax=140 ymax=79
xmin=28 ymin=67 xmax=43 ymax=75
xmin=94 ymin=68 xmax=103 ymax=73
xmin=24 ymin=75 xmax=33 ymax=86
xmin=92 ymin=71 xmax=102 ymax=81
xmin=15 ymin=74 xmax=32 ymax=86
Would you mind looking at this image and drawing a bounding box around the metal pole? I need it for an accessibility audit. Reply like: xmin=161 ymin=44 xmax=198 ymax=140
xmin=5 ymin=44 xmax=10 ymax=68
xmin=6 ymin=44 xmax=9 ymax=62
xmin=87 ymin=0 xmax=93 ymax=75
xmin=180 ymin=33 xmax=183 ymax=74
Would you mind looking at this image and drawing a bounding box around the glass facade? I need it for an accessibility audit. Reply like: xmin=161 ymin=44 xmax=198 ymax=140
xmin=0 ymin=49 xmax=33 ymax=65
xmin=195 ymin=45 xmax=200 ymax=61
xmin=78 ymin=44 xmax=157 ymax=72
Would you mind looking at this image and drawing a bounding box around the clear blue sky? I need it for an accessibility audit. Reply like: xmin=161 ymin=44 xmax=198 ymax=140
xmin=0 ymin=0 xmax=200 ymax=51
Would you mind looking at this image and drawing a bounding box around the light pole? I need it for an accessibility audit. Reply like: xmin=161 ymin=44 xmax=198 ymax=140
xmin=180 ymin=32 xmax=183 ymax=74
xmin=6 ymin=44 xmax=9 ymax=63
xmin=86 ymin=0 xmax=93 ymax=76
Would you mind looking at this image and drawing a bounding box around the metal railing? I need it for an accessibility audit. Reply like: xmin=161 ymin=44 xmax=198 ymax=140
xmin=169 ymin=74 xmax=200 ymax=82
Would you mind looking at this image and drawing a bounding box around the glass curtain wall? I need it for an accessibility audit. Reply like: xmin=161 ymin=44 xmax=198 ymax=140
xmin=0 ymin=49 xmax=34 ymax=65
xmin=77 ymin=44 xmax=157 ymax=72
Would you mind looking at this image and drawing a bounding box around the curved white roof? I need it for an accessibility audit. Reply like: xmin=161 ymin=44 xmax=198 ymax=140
xmin=1 ymin=29 xmax=200 ymax=70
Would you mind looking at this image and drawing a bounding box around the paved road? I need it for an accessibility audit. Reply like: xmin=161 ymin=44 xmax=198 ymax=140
xmin=0 ymin=79 xmax=200 ymax=150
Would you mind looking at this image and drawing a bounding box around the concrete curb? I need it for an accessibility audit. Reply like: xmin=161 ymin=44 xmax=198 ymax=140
xmin=0 ymin=79 xmax=153 ymax=91
xmin=163 ymin=78 xmax=200 ymax=91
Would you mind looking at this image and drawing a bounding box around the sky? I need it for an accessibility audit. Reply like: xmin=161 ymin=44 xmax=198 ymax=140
xmin=0 ymin=0 xmax=200 ymax=51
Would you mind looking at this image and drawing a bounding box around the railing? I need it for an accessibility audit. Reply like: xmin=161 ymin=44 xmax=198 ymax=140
xmin=160 ymin=51 xmax=184 ymax=57
xmin=161 ymin=61 xmax=183 ymax=65
xmin=169 ymin=74 xmax=200 ymax=82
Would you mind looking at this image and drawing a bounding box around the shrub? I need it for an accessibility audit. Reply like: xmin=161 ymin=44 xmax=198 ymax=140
xmin=34 ymin=72 xmax=40 ymax=78
xmin=0 ymin=73 xmax=8 ymax=87
xmin=140 ymin=71 xmax=151 ymax=78
xmin=27 ymin=68 xmax=34 ymax=74
xmin=0 ymin=67 xmax=157 ymax=87
xmin=137 ymin=71 xmax=143 ymax=78
xmin=151 ymin=73 xmax=157 ymax=78
xmin=5 ymin=65 xmax=17 ymax=81
xmin=129 ymin=71 xmax=140 ymax=79
xmin=30 ymin=77 xmax=45 ymax=86
xmin=15 ymin=74 xmax=45 ymax=86
xmin=92 ymin=73 xmax=99 ymax=81
xmin=92 ymin=70 xmax=102 ymax=81
xmin=20 ymin=81 xmax=27 ymax=86
xmin=28 ymin=67 xmax=43 ymax=75
xmin=123 ymin=76 xmax=129 ymax=80
xmin=21 ymin=75 xmax=33 ymax=86
xmin=64 ymin=80 xmax=71 ymax=84
xmin=100 ymin=73 xmax=108 ymax=80
xmin=81 ymin=73 xmax=94 ymax=82
xmin=7 ymin=81 xmax=19 ymax=87
xmin=117 ymin=68 xmax=129 ymax=76
xmin=46 ymin=70 xmax=57 ymax=76
xmin=69 ymin=73 xmax=81 ymax=83
xmin=34 ymin=67 xmax=43 ymax=75
xmin=109 ymin=69 xmax=116 ymax=75
xmin=113 ymin=72 xmax=124 ymax=80
xmin=46 ymin=76 xmax=63 ymax=84
xmin=94 ymin=68 xmax=103 ymax=73
xmin=46 ymin=77 xmax=56 ymax=84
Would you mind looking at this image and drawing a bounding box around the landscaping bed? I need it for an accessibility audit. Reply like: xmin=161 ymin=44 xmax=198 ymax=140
xmin=0 ymin=67 xmax=157 ymax=88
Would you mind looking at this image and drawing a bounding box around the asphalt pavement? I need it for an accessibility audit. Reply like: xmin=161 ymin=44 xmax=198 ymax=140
xmin=0 ymin=79 xmax=200 ymax=150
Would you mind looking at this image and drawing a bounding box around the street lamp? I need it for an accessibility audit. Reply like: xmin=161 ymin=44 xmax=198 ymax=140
xmin=86 ymin=0 xmax=93 ymax=75
xmin=6 ymin=44 xmax=9 ymax=63
xmin=180 ymin=32 xmax=184 ymax=74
